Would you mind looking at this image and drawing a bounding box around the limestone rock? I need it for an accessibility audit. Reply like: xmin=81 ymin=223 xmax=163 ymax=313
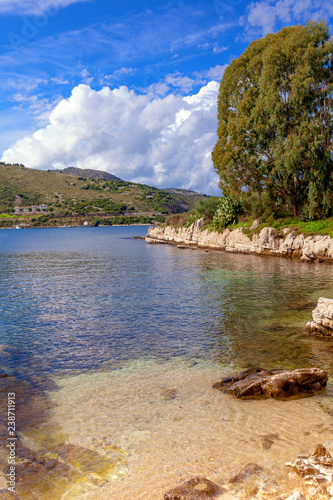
xmin=146 ymin=223 xmax=333 ymax=262
xmin=313 ymin=298 xmax=333 ymax=324
xmin=285 ymin=492 xmax=306 ymax=500
xmin=306 ymin=297 xmax=333 ymax=337
xmin=192 ymin=217 xmax=206 ymax=232
xmin=213 ymin=367 xmax=327 ymax=400
xmin=250 ymin=219 xmax=260 ymax=230
xmin=258 ymin=227 xmax=278 ymax=249
xmin=279 ymin=231 xmax=295 ymax=254
xmin=302 ymin=247 xmax=317 ymax=261
xmin=286 ymin=444 xmax=333 ymax=484
xmin=164 ymin=477 xmax=224 ymax=499
xmin=327 ymin=484 xmax=333 ymax=495
xmin=300 ymin=255 xmax=312 ymax=262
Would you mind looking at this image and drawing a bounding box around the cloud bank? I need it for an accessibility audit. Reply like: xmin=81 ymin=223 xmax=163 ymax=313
xmin=1 ymin=82 xmax=221 ymax=195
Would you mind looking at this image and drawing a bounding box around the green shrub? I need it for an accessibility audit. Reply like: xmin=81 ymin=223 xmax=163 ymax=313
xmin=166 ymin=213 xmax=188 ymax=227
xmin=185 ymin=213 xmax=200 ymax=228
xmin=211 ymin=196 xmax=244 ymax=231
xmin=196 ymin=197 xmax=221 ymax=221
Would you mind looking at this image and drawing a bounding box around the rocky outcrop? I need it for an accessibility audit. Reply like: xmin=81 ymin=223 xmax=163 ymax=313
xmin=213 ymin=367 xmax=328 ymax=400
xmin=286 ymin=444 xmax=333 ymax=484
xmin=306 ymin=297 xmax=333 ymax=337
xmin=145 ymin=219 xmax=333 ymax=262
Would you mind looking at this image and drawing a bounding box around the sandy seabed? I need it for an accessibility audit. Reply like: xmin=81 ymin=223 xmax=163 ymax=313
xmin=35 ymin=357 xmax=333 ymax=499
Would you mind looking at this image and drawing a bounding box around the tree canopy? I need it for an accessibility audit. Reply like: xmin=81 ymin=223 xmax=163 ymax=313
xmin=212 ymin=21 xmax=333 ymax=219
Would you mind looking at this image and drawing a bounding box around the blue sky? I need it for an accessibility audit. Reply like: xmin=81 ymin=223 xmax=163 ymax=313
xmin=0 ymin=0 xmax=332 ymax=194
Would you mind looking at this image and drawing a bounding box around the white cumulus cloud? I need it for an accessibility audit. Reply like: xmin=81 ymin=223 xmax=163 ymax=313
xmin=1 ymin=82 xmax=222 ymax=195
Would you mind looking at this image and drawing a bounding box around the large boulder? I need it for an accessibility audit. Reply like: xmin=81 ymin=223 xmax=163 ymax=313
xmin=213 ymin=367 xmax=327 ymax=400
xmin=306 ymin=297 xmax=333 ymax=337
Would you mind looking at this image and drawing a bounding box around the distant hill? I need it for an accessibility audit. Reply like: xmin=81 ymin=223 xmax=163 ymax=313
xmin=164 ymin=188 xmax=205 ymax=197
xmin=0 ymin=163 xmax=207 ymax=218
xmin=54 ymin=167 xmax=121 ymax=181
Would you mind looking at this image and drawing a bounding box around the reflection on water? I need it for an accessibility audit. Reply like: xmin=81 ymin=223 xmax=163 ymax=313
xmin=1 ymin=226 xmax=333 ymax=498
xmin=1 ymin=226 xmax=333 ymax=376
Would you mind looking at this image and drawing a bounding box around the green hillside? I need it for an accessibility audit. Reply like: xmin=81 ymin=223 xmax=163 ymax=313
xmin=0 ymin=163 xmax=207 ymax=227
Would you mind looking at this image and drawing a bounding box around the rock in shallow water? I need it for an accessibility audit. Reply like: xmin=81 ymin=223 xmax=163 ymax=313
xmin=306 ymin=297 xmax=333 ymax=337
xmin=288 ymin=300 xmax=313 ymax=311
xmin=286 ymin=444 xmax=333 ymax=485
xmin=164 ymin=477 xmax=225 ymax=499
xmin=229 ymin=463 xmax=264 ymax=484
xmin=213 ymin=367 xmax=327 ymax=400
xmin=285 ymin=492 xmax=306 ymax=500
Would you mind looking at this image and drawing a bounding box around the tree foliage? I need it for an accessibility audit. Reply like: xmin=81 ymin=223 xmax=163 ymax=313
xmin=196 ymin=196 xmax=221 ymax=220
xmin=212 ymin=21 xmax=333 ymax=219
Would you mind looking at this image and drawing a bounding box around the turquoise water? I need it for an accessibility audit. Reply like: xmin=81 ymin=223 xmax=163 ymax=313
xmin=1 ymin=225 xmax=333 ymax=376
xmin=1 ymin=226 xmax=333 ymax=499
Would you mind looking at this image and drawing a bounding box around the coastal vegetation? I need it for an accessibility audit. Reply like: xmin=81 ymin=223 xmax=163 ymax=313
xmin=212 ymin=21 xmax=333 ymax=222
xmin=166 ymin=22 xmax=333 ymax=239
xmin=0 ymin=163 xmax=207 ymax=228
xmin=167 ymin=196 xmax=333 ymax=239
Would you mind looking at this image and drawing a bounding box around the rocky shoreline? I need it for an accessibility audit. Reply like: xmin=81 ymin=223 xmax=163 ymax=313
xmin=145 ymin=218 xmax=333 ymax=263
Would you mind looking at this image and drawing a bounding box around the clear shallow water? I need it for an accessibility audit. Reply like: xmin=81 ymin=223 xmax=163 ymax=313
xmin=1 ymin=226 xmax=333 ymax=499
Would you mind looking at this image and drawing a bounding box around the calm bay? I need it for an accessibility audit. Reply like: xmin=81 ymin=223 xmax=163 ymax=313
xmin=0 ymin=225 xmax=333 ymax=499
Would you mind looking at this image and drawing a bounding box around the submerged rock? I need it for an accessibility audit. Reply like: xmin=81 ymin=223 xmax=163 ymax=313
xmin=286 ymin=444 xmax=333 ymax=485
xmin=228 ymin=463 xmax=280 ymax=498
xmin=161 ymin=388 xmax=177 ymax=400
xmin=266 ymin=324 xmax=286 ymax=331
xmin=285 ymin=492 xmax=306 ymax=500
xmin=288 ymin=300 xmax=313 ymax=311
xmin=229 ymin=463 xmax=264 ymax=484
xmin=213 ymin=367 xmax=327 ymax=400
xmin=54 ymin=442 xmax=121 ymax=478
xmin=164 ymin=477 xmax=225 ymax=499
xmin=0 ymin=490 xmax=20 ymax=499
xmin=306 ymin=297 xmax=333 ymax=337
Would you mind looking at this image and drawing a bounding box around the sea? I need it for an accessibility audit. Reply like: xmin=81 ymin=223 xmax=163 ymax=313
xmin=0 ymin=225 xmax=332 ymax=499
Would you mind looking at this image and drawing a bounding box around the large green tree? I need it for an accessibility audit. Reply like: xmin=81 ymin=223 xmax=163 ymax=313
xmin=212 ymin=21 xmax=333 ymax=218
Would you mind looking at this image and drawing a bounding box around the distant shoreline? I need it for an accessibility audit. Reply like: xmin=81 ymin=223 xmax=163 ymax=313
xmin=0 ymin=223 xmax=152 ymax=230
